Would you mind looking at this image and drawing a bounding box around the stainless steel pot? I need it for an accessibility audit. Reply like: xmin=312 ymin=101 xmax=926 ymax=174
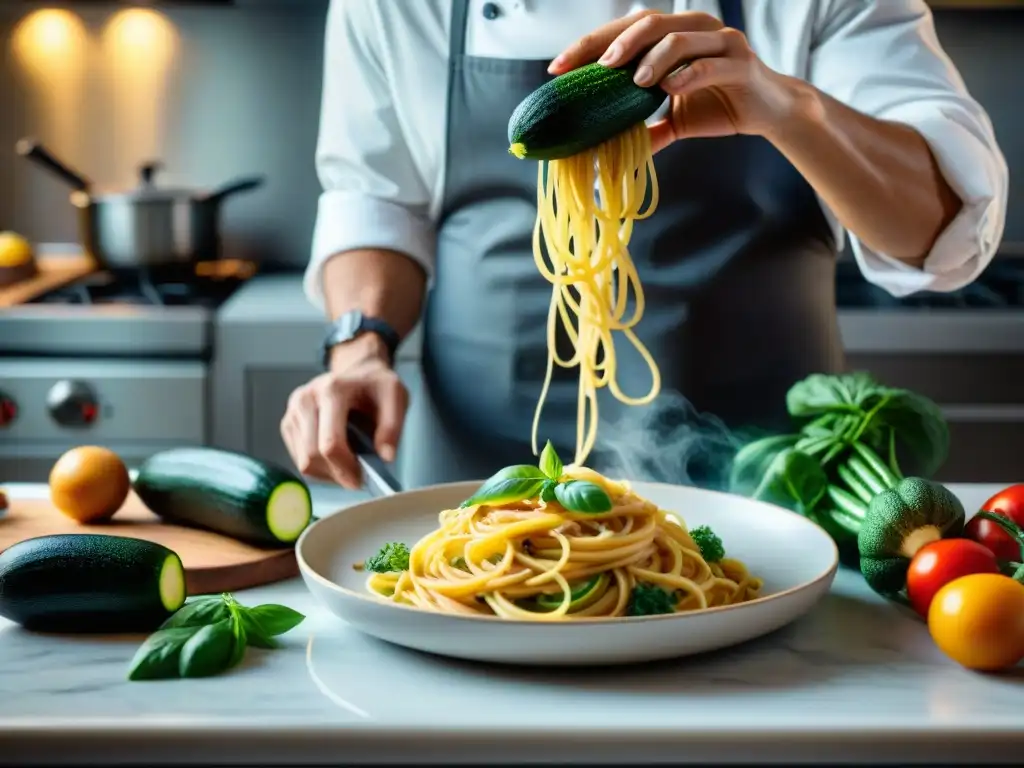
xmin=16 ymin=138 xmax=265 ymax=270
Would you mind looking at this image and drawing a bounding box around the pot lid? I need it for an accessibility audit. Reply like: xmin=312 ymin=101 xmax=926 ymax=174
xmin=90 ymin=161 xmax=202 ymax=203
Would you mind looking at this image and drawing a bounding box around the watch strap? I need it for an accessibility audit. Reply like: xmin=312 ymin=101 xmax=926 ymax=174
xmin=322 ymin=311 xmax=400 ymax=368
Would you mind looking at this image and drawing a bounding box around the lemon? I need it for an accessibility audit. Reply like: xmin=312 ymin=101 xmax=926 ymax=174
xmin=0 ymin=232 xmax=34 ymax=268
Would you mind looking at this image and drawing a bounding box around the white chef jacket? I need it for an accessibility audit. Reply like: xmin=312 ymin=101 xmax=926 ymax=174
xmin=305 ymin=0 xmax=1009 ymax=310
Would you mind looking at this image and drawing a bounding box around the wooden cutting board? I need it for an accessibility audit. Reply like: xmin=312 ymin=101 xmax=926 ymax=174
xmin=0 ymin=253 xmax=94 ymax=307
xmin=0 ymin=492 xmax=299 ymax=595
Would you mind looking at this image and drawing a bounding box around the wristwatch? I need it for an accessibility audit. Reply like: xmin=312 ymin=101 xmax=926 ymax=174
xmin=321 ymin=310 xmax=401 ymax=368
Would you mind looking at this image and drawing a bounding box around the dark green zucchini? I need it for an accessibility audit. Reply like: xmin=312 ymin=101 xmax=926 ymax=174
xmin=0 ymin=534 xmax=186 ymax=633
xmin=507 ymin=62 xmax=666 ymax=161
xmin=134 ymin=447 xmax=312 ymax=548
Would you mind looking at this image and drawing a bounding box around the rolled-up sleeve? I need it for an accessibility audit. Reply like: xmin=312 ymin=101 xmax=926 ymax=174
xmin=808 ymin=0 xmax=1009 ymax=297
xmin=304 ymin=0 xmax=435 ymax=312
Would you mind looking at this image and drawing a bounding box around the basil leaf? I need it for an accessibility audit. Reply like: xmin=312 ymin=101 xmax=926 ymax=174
xmin=553 ymin=480 xmax=613 ymax=514
xmin=127 ymin=626 xmax=199 ymax=681
xmin=178 ymin=619 xmax=236 ymax=678
xmin=227 ymin=612 xmax=248 ymax=668
xmin=461 ymin=465 xmax=547 ymax=508
xmin=247 ymin=604 xmax=306 ymax=637
xmin=240 ymin=612 xmax=279 ymax=649
xmin=540 ymin=480 xmax=557 ymax=503
xmin=159 ymin=597 xmax=229 ymax=630
xmin=538 ymin=441 xmax=563 ymax=481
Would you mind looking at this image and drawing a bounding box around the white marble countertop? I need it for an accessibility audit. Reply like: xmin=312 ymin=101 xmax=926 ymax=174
xmin=2 ymin=481 xmax=1024 ymax=765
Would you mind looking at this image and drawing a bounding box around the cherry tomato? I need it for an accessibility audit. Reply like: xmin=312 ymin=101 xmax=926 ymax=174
xmin=906 ymin=539 xmax=1000 ymax=617
xmin=964 ymin=484 xmax=1024 ymax=561
xmin=928 ymin=573 xmax=1024 ymax=671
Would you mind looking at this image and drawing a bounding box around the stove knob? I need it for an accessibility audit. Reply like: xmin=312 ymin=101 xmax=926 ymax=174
xmin=47 ymin=380 xmax=99 ymax=427
xmin=0 ymin=392 xmax=17 ymax=428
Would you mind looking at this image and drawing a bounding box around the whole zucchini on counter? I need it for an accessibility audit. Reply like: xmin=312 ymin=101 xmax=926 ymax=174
xmin=134 ymin=448 xmax=312 ymax=548
xmin=0 ymin=534 xmax=186 ymax=633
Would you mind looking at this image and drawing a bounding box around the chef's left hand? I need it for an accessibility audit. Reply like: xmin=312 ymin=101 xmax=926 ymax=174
xmin=549 ymin=11 xmax=807 ymax=152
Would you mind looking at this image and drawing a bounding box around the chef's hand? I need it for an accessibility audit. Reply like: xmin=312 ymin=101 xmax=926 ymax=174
xmin=549 ymin=11 xmax=806 ymax=152
xmin=280 ymin=337 xmax=408 ymax=489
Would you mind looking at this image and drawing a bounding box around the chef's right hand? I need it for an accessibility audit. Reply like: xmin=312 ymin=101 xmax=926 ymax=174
xmin=280 ymin=336 xmax=408 ymax=489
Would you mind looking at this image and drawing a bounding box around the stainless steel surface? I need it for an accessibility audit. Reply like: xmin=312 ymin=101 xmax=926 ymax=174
xmin=0 ymin=359 xmax=206 ymax=479
xmin=0 ymin=306 xmax=211 ymax=356
xmin=16 ymin=139 xmax=264 ymax=269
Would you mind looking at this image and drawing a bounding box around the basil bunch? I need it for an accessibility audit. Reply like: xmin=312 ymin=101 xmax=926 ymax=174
xmin=460 ymin=441 xmax=613 ymax=514
xmin=127 ymin=593 xmax=305 ymax=681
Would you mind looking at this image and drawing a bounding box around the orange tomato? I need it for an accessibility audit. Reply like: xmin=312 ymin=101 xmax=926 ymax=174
xmin=928 ymin=573 xmax=1024 ymax=671
xmin=49 ymin=446 xmax=130 ymax=524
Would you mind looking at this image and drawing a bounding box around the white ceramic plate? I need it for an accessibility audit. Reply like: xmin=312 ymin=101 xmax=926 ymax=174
xmin=297 ymin=480 xmax=839 ymax=666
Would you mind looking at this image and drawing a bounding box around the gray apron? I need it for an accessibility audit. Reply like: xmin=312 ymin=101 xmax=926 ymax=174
xmin=404 ymin=0 xmax=844 ymax=489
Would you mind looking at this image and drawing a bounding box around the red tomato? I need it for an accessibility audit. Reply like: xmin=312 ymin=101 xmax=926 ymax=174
xmin=964 ymin=484 xmax=1024 ymax=561
xmin=906 ymin=539 xmax=1000 ymax=617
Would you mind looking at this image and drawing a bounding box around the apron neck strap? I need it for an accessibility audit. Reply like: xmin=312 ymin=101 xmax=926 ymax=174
xmin=719 ymin=0 xmax=746 ymax=31
xmin=450 ymin=0 xmax=471 ymax=59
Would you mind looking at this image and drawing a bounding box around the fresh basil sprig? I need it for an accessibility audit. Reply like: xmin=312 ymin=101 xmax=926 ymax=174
xmin=127 ymin=593 xmax=305 ymax=681
xmin=461 ymin=441 xmax=612 ymax=514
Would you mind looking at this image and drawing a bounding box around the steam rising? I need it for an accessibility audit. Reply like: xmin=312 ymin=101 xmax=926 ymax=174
xmin=593 ymin=391 xmax=744 ymax=490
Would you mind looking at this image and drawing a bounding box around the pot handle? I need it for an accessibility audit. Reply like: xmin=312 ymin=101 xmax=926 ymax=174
xmin=346 ymin=412 xmax=402 ymax=498
xmin=199 ymin=175 xmax=266 ymax=204
xmin=15 ymin=138 xmax=92 ymax=192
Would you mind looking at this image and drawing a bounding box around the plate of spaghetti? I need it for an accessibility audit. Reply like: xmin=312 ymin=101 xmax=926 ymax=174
xmin=297 ymin=442 xmax=838 ymax=666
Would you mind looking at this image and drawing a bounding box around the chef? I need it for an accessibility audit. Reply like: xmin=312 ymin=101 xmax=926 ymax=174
xmin=282 ymin=0 xmax=1007 ymax=490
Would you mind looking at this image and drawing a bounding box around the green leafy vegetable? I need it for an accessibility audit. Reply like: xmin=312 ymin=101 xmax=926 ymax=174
xmin=459 ymin=441 xmax=611 ymax=514
xmin=627 ymin=583 xmax=676 ymax=616
xmin=540 ymin=480 xmax=558 ymax=503
xmin=127 ymin=593 xmax=306 ymax=682
xmin=179 ymin=620 xmax=237 ymax=678
xmin=365 ymin=542 xmax=411 ymax=573
xmin=751 ymin=448 xmax=829 ymax=515
xmin=127 ymin=627 xmax=199 ymax=681
xmin=460 ymin=465 xmax=547 ymax=508
xmin=553 ymin=480 xmax=613 ymax=514
xmin=728 ymin=372 xmax=950 ymax=555
xmin=247 ymin=604 xmax=307 ymax=637
xmin=159 ymin=595 xmax=229 ymax=629
xmin=690 ymin=525 xmax=725 ymax=563
xmin=538 ymin=440 xmax=563 ymax=481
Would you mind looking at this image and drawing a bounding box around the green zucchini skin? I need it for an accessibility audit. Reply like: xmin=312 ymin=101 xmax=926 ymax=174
xmin=134 ymin=447 xmax=312 ymax=548
xmin=0 ymin=534 xmax=185 ymax=633
xmin=507 ymin=62 xmax=666 ymax=160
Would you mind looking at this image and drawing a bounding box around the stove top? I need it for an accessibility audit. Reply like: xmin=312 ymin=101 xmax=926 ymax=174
xmin=835 ymin=259 xmax=1024 ymax=309
xmin=28 ymin=262 xmax=254 ymax=310
xmin=1 ymin=261 xmax=258 ymax=358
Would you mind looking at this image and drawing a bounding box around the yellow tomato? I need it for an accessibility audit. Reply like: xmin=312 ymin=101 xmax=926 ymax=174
xmin=928 ymin=573 xmax=1024 ymax=671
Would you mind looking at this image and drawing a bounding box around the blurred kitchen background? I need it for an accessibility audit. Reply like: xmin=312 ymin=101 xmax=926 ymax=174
xmin=0 ymin=0 xmax=1021 ymax=488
